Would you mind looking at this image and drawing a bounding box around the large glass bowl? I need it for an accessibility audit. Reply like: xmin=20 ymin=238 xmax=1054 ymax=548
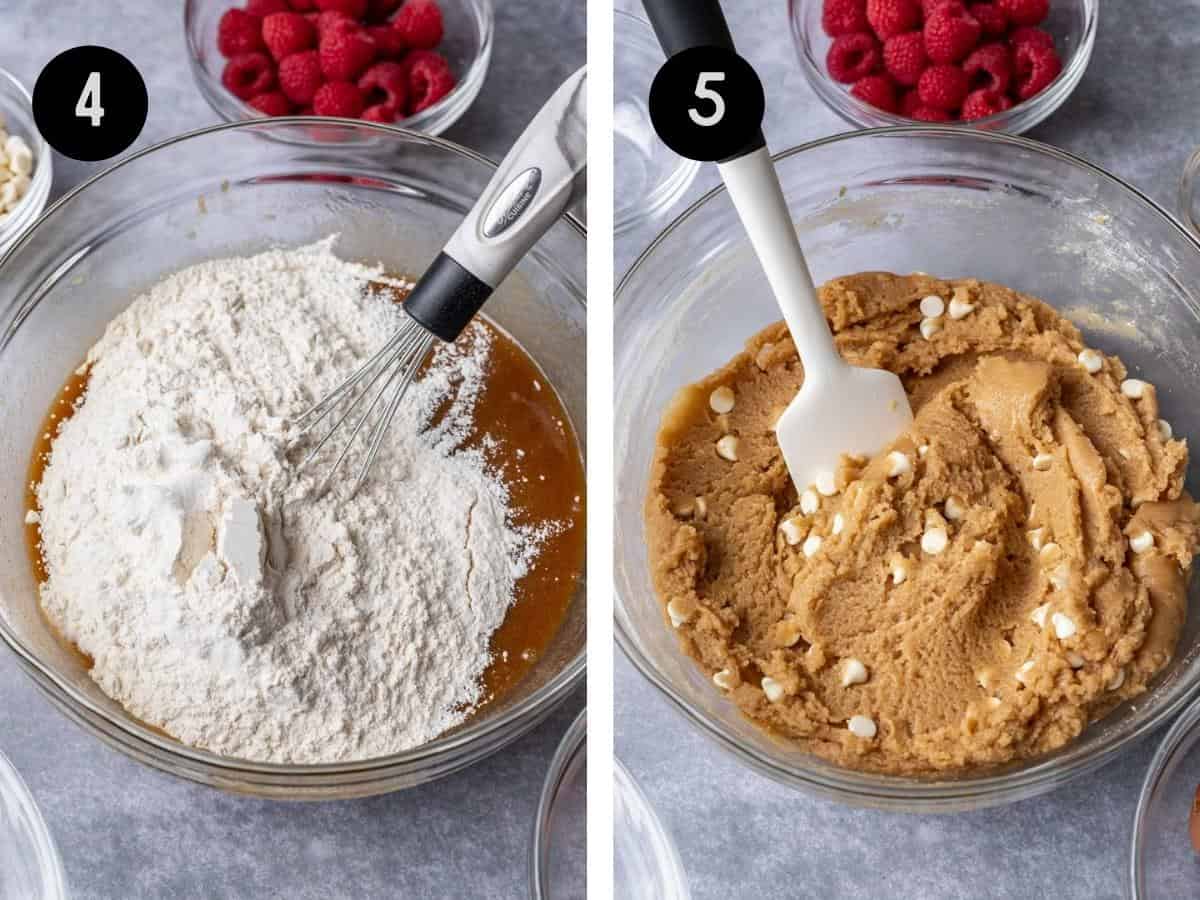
xmin=0 ymin=118 xmax=585 ymax=800
xmin=614 ymin=759 xmax=690 ymax=900
xmin=531 ymin=708 xmax=586 ymax=899
xmin=615 ymin=126 xmax=1200 ymax=812
xmin=0 ymin=748 xmax=66 ymax=900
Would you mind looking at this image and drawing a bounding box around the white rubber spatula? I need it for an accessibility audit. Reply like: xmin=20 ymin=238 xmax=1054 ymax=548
xmin=643 ymin=0 xmax=914 ymax=495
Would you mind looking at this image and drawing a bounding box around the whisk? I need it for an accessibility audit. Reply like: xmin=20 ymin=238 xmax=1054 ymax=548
xmin=293 ymin=67 xmax=587 ymax=493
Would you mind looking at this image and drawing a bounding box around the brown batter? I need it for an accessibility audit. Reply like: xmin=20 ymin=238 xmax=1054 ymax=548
xmin=646 ymin=272 xmax=1200 ymax=774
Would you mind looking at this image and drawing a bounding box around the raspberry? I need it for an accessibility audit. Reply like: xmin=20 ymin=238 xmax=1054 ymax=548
xmin=826 ymin=32 xmax=882 ymax=83
xmin=217 ymin=9 xmax=266 ymax=57
xmin=314 ymin=0 xmax=368 ymax=16
xmin=883 ymin=32 xmax=928 ymax=86
xmin=899 ymin=87 xmax=921 ymax=115
xmin=961 ymin=87 xmax=1013 ymax=119
xmin=278 ymin=50 xmax=324 ymax=104
xmin=248 ymin=90 xmax=293 ymax=116
xmin=997 ymin=0 xmax=1048 ymax=27
xmin=287 ymin=0 xmax=317 ymax=8
xmin=320 ymin=26 xmax=377 ymax=80
xmin=368 ymin=24 xmax=407 ymax=58
xmin=1014 ymin=42 xmax=1061 ymax=100
xmin=367 ymin=0 xmax=404 ymax=21
xmin=358 ymin=61 xmax=408 ymax=113
xmin=911 ymin=105 xmax=952 ymax=121
xmin=394 ymin=0 xmax=444 ymax=50
xmin=921 ymin=0 xmax=961 ymax=13
xmin=850 ymin=74 xmax=898 ymax=112
xmin=262 ymin=12 xmax=317 ymax=61
xmin=313 ymin=80 xmax=365 ymax=116
xmin=917 ymin=63 xmax=968 ymax=110
xmin=963 ymin=42 xmax=1011 ymax=93
xmin=923 ymin=4 xmax=982 ymax=63
xmin=246 ymin=0 xmax=291 ymax=16
xmin=866 ymin=0 xmax=920 ymax=39
xmin=222 ymin=52 xmax=277 ymax=100
xmin=1008 ymin=25 xmax=1054 ymax=52
xmin=407 ymin=50 xmax=455 ymax=113
xmin=315 ymin=10 xmax=356 ymax=35
xmin=362 ymin=103 xmax=398 ymax=122
xmin=822 ymin=0 xmax=869 ymax=37
xmin=968 ymin=3 xmax=1007 ymax=36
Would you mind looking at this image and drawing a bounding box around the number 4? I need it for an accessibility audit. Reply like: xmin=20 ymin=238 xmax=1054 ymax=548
xmin=76 ymin=72 xmax=104 ymax=128
xmin=689 ymin=71 xmax=726 ymax=128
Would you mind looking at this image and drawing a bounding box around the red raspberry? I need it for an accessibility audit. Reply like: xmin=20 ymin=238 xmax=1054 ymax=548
xmin=923 ymin=4 xmax=982 ymax=63
xmin=822 ymin=0 xmax=869 ymax=37
xmin=1014 ymin=42 xmax=1061 ymax=100
xmin=899 ymin=87 xmax=921 ymax=115
xmin=248 ymin=91 xmax=293 ymax=116
xmin=367 ymin=0 xmax=404 ymax=21
xmin=314 ymin=0 xmax=368 ymax=16
xmin=407 ymin=50 xmax=455 ymax=113
xmin=967 ymin=3 xmax=1007 ymax=36
xmin=917 ymin=63 xmax=968 ymax=110
xmin=320 ymin=26 xmax=377 ymax=80
xmin=921 ymin=0 xmax=962 ymax=13
xmin=1008 ymin=25 xmax=1054 ymax=52
xmin=961 ymin=87 xmax=1013 ymax=119
xmin=997 ymin=0 xmax=1048 ymax=27
xmin=313 ymin=80 xmax=365 ymax=116
xmin=287 ymin=0 xmax=317 ymax=8
xmin=217 ymin=9 xmax=266 ymax=57
xmin=911 ymin=105 xmax=953 ymax=121
xmin=394 ymin=0 xmax=444 ymax=50
xmin=278 ymin=50 xmax=324 ymax=104
xmin=246 ymin=0 xmax=291 ymax=16
xmin=963 ymin=42 xmax=1011 ymax=93
xmin=362 ymin=103 xmax=398 ymax=122
xmin=883 ymin=32 xmax=928 ymax=86
xmin=368 ymin=24 xmax=407 ymax=58
xmin=222 ymin=52 xmax=277 ymax=99
xmin=826 ymin=32 xmax=882 ymax=83
xmin=315 ymin=10 xmax=356 ymax=35
xmin=262 ymin=12 xmax=317 ymax=61
xmin=866 ymin=0 xmax=920 ymax=39
xmin=358 ymin=61 xmax=408 ymax=113
xmin=850 ymin=74 xmax=898 ymax=112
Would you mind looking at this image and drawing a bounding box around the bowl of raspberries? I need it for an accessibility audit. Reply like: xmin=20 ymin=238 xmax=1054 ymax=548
xmin=790 ymin=0 xmax=1096 ymax=132
xmin=186 ymin=0 xmax=492 ymax=134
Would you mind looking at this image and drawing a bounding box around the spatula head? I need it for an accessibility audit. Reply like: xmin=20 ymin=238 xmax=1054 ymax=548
xmin=775 ymin=364 xmax=914 ymax=496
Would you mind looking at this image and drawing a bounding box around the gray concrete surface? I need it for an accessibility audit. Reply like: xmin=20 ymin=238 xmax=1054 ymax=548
xmin=615 ymin=2 xmax=1200 ymax=898
xmin=0 ymin=1 xmax=585 ymax=898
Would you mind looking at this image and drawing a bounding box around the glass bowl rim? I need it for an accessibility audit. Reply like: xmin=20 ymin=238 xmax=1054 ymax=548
xmin=530 ymin=706 xmax=586 ymax=899
xmin=0 ymin=747 xmax=67 ymax=899
xmin=615 ymin=124 xmax=1200 ymax=807
xmin=0 ymin=116 xmax=586 ymax=779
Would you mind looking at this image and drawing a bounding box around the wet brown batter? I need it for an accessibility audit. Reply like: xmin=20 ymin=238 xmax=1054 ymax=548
xmin=646 ymin=272 xmax=1200 ymax=775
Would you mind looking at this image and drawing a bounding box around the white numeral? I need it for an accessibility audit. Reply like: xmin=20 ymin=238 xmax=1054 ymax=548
xmin=76 ymin=72 xmax=104 ymax=128
xmin=688 ymin=71 xmax=726 ymax=128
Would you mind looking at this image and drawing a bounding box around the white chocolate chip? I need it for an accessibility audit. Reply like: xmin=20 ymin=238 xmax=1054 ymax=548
xmin=1048 ymin=563 xmax=1071 ymax=591
xmin=815 ymin=471 xmax=838 ymax=496
xmin=1158 ymin=419 xmax=1173 ymax=440
xmin=1039 ymin=542 xmax=1061 ymax=561
xmin=800 ymin=489 xmax=820 ymax=515
xmin=780 ymin=518 xmax=805 ymax=546
xmin=1129 ymin=531 xmax=1154 ymax=554
xmin=847 ymin=715 xmax=877 ymax=739
xmin=667 ymin=599 xmax=689 ymax=628
xmin=1066 ymin=652 xmax=1085 ymax=669
xmin=1027 ymin=528 xmax=1045 ymax=551
xmin=989 ymin=696 xmax=1002 ymax=708
xmin=1015 ymin=659 xmax=1036 ymax=684
xmin=917 ymin=444 xmax=929 ymax=457
xmin=1032 ymin=453 xmax=1054 ymax=471
xmin=709 ymin=385 xmax=735 ymax=414
xmin=841 ymin=658 xmax=869 ymax=687
xmin=831 ymin=513 xmax=845 ymax=536
xmin=715 ymin=434 xmax=739 ymax=461
xmin=948 ymin=297 xmax=975 ymax=320
xmin=713 ymin=668 xmax=736 ymax=690
xmin=761 ymin=677 xmax=785 ymax=702
xmin=1077 ymin=349 xmax=1103 ymax=374
xmin=802 ymin=534 xmax=823 ymax=558
xmin=944 ymin=497 xmax=965 ymax=521
xmin=1051 ymin=612 xmax=1077 ymax=640
xmin=921 ymin=525 xmax=948 ymax=555
xmin=890 ymin=558 xmax=909 ymax=585
xmin=755 ymin=342 xmax=774 ymax=370
xmin=919 ymin=317 xmax=941 ymax=340
xmin=1030 ymin=603 xmax=1050 ymax=627
xmin=1120 ymin=379 xmax=1147 ymax=399
xmin=886 ymin=450 xmax=911 ymax=478
xmin=1107 ymin=668 xmax=1125 ymax=691
xmin=919 ymin=294 xmax=945 ymax=318
xmin=694 ymin=496 xmax=708 ymax=520
xmin=671 ymin=496 xmax=696 ymax=518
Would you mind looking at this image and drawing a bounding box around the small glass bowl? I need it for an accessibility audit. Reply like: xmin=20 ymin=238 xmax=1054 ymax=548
xmin=184 ymin=0 xmax=493 ymax=136
xmin=0 ymin=748 xmax=67 ymax=900
xmin=614 ymin=759 xmax=690 ymax=900
xmin=531 ymin=708 xmax=586 ymax=899
xmin=788 ymin=0 xmax=1097 ymax=133
xmin=614 ymin=9 xmax=700 ymax=234
xmin=0 ymin=69 xmax=52 ymax=257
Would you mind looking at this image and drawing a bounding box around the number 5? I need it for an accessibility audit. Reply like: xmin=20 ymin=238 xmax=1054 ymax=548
xmin=76 ymin=72 xmax=104 ymax=128
xmin=689 ymin=71 xmax=726 ymax=128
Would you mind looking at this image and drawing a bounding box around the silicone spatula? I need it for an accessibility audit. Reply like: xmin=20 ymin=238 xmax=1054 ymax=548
xmin=642 ymin=0 xmax=914 ymax=496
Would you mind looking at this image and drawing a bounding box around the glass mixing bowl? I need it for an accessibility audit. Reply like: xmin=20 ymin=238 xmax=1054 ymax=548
xmin=615 ymin=126 xmax=1200 ymax=812
xmin=0 ymin=748 xmax=66 ymax=900
xmin=0 ymin=118 xmax=585 ymax=800
xmin=531 ymin=708 xmax=586 ymax=900
xmin=0 ymin=68 xmax=52 ymax=258
xmin=614 ymin=759 xmax=690 ymax=900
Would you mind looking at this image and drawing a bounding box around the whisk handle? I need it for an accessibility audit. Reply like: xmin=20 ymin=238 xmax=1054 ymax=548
xmin=405 ymin=67 xmax=588 ymax=342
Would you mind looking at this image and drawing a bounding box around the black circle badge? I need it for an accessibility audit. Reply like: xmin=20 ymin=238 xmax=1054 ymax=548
xmin=33 ymin=46 xmax=148 ymax=162
xmin=648 ymin=46 xmax=765 ymax=163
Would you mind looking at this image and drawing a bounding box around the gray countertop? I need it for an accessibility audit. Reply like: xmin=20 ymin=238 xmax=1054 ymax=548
xmin=615 ymin=2 xmax=1200 ymax=899
xmin=0 ymin=2 xmax=584 ymax=898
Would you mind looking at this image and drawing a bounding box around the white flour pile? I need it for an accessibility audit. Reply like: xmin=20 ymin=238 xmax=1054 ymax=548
xmin=31 ymin=238 xmax=546 ymax=764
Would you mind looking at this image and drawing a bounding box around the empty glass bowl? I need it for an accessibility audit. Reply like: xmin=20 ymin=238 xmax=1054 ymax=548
xmin=531 ymin=709 xmax=586 ymax=899
xmin=0 ymin=118 xmax=585 ymax=799
xmin=615 ymin=126 xmax=1200 ymax=812
xmin=0 ymin=68 xmax=52 ymax=257
xmin=0 ymin=748 xmax=66 ymax=900
xmin=615 ymin=759 xmax=690 ymax=900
